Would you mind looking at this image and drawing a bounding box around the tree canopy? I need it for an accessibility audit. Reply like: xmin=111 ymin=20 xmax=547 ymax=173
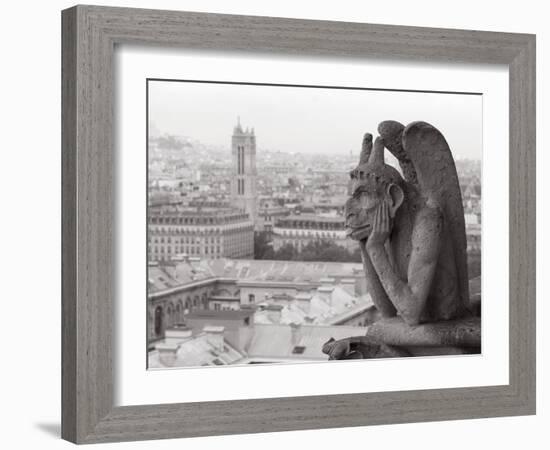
xmin=254 ymin=233 xmax=361 ymax=263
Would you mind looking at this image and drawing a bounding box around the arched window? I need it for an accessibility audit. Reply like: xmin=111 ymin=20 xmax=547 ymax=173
xmin=166 ymin=304 xmax=173 ymax=328
xmin=154 ymin=306 xmax=163 ymax=337
xmin=176 ymin=302 xmax=182 ymax=324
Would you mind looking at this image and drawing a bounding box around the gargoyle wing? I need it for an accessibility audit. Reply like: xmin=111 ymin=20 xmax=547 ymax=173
xmin=379 ymin=120 xmax=470 ymax=310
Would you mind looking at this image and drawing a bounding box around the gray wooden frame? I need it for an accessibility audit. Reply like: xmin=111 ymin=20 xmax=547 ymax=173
xmin=62 ymin=4 xmax=536 ymax=444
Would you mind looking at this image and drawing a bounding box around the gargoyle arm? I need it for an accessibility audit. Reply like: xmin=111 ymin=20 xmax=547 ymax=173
xmin=367 ymin=206 xmax=442 ymax=326
xmin=358 ymin=241 xmax=398 ymax=318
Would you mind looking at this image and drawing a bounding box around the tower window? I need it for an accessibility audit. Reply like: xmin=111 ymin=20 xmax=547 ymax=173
xmin=241 ymin=147 xmax=245 ymax=174
xmin=237 ymin=146 xmax=241 ymax=175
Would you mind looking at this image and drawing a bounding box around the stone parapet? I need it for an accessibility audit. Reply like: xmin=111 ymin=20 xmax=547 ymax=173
xmin=366 ymin=316 xmax=481 ymax=348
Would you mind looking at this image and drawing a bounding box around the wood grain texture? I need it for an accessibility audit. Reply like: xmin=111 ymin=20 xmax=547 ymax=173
xmin=61 ymin=7 xmax=77 ymax=443
xmin=61 ymin=4 xmax=536 ymax=444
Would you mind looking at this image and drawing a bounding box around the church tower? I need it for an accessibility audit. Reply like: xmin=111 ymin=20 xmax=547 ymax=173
xmin=231 ymin=118 xmax=257 ymax=224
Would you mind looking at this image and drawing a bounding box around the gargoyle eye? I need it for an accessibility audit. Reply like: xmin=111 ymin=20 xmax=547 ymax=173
xmin=349 ymin=170 xmax=357 ymax=180
xmin=352 ymin=188 xmax=365 ymax=199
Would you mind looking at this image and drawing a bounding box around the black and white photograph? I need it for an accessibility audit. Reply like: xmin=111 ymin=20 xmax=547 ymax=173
xmin=146 ymin=80 xmax=482 ymax=368
xmin=1 ymin=0 xmax=543 ymax=447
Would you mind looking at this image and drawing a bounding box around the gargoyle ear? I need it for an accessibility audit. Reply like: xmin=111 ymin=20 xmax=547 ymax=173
xmin=386 ymin=183 xmax=404 ymax=218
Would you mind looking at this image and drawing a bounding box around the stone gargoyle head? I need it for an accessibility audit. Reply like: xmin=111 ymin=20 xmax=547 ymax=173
xmin=344 ymin=133 xmax=406 ymax=241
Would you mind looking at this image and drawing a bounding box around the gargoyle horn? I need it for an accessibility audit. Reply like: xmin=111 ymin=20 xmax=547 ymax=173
xmin=359 ymin=133 xmax=373 ymax=164
xmin=368 ymin=136 xmax=385 ymax=166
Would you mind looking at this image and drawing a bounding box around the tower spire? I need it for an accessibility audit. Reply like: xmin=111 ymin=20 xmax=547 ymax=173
xmin=235 ymin=116 xmax=243 ymax=134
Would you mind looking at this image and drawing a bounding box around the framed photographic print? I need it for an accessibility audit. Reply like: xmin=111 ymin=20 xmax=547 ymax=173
xmin=61 ymin=5 xmax=536 ymax=444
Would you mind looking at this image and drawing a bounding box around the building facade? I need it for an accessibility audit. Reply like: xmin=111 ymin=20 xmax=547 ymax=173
xmin=148 ymin=206 xmax=254 ymax=261
xmin=256 ymin=198 xmax=290 ymax=233
xmin=148 ymin=279 xmax=215 ymax=342
xmin=272 ymin=214 xmax=355 ymax=252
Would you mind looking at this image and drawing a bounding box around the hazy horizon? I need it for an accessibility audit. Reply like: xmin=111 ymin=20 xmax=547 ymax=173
xmin=148 ymin=80 xmax=483 ymax=160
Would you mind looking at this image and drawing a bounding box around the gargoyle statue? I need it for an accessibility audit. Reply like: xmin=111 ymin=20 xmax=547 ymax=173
xmin=323 ymin=121 xmax=480 ymax=360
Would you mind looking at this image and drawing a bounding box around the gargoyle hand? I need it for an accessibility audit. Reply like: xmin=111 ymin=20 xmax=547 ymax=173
xmin=366 ymin=201 xmax=391 ymax=250
xmin=322 ymin=338 xmax=351 ymax=360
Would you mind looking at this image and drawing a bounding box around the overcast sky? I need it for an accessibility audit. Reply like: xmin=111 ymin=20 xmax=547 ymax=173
xmin=148 ymin=80 xmax=482 ymax=160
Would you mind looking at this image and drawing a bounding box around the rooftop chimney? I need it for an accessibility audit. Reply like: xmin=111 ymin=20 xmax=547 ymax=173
xmin=203 ymin=325 xmax=225 ymax=352
xmin=289 ymin=322 xmax=302 ymax=347
xmin=164 ymin=326 xmax=192 ymax=341
xmin=155 ymin=343 xmax=179 ymax=367
xmin=294 ymin=292 xmax=312 ymax=314
xmin=319 ymin=277 xmax=335 ymax=286
xmin=317 ymin=285 xmax=335 ymax=306
xmin=266 ymin=304 xmax=283 ymax=324
xmin=340 ymin=278 xmax=357 ymax=295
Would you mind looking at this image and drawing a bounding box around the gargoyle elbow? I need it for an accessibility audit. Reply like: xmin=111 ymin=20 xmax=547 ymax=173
xmin=401 ymin=313 xmax=421 ymax=327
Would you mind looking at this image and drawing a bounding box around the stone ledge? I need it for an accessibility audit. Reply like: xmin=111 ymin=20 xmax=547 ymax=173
xmin=366 ymin=316 xmax=481 ymax=348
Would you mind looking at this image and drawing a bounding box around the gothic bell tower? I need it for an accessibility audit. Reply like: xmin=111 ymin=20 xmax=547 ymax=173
xmin=231 ymin=118 xmax=257 ymax=224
